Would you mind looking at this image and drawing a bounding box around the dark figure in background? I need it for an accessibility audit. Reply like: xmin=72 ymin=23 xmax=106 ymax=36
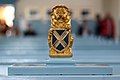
xmin=77 ymin=9 xmax=92 ymax=36
xmin=100 ymin=13 xmax=115 ymax=39
xmin=78 ymin=20 xmax=91 ymax=36
xmin=24 ymin=24 xmax=37 ymax=36
xmin=95 ymin=14 xmax=102 ymax=36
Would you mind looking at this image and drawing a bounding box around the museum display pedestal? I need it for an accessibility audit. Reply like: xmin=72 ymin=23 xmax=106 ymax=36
xmin=8 ymin=59 xmax=113 ymax=76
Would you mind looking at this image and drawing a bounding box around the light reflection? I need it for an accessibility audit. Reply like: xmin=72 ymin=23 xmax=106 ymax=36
xmin=3 ymin=5 xmax=15 ymax=27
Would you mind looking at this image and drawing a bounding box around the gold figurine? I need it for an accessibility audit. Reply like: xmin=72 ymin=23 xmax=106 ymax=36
xmin=48 ymin=5 xmax=73 ymax=58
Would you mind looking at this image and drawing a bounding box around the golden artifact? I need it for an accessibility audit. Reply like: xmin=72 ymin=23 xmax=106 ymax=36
xmin=48 ymin=5 xmax=73 ymax=58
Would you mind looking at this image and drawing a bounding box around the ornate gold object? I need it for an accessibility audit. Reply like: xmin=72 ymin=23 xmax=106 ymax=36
xmin=48 ymin=5 xmax=73 ymax=58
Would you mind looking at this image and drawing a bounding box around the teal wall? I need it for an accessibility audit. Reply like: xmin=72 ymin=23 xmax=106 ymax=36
xmin=28 ymin=20 xmax=79 ymax=36
xmin=0 ymin=0 xmax=16 ymax=4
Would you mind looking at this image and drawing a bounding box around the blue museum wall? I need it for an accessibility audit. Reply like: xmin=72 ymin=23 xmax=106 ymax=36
xmin=0 ymin=0 xmax=16 ymax=4
xmin=26 ymin=19 xmax=95 ymax=36
xmin=27 ymin=19 xmax=79 ymax=36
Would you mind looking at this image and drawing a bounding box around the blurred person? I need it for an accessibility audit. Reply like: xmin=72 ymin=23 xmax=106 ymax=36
xmin=100 ymin=13 xmax=115 ymax=39
xmin=95 ymin=14 xmax=102 ymax=36
xmin=24 ymin=24 xmax=37 ymax=36
xmin=77 ymin=9 xmax=90 ymax=36
xmin=78 ymin=20 xmax=91 ymax=36
xmin=82 ymin=21 xmax=91 ymax=36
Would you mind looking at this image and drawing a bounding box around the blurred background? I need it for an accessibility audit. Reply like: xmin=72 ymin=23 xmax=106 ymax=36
xmin=0 ymin=0 xmax=120 ymax=77
xmin=0 ymin=0 xmax=120 ymax=40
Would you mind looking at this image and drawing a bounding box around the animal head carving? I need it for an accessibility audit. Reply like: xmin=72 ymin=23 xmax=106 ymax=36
xmin=51 ymin=5 xmax=71 ymax=29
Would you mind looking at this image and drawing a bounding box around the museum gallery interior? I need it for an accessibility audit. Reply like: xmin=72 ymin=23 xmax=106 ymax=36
xmin=0 ymin=0 xmax=120 ymax=80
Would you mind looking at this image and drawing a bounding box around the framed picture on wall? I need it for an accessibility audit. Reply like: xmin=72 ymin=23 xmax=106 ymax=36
xmin=24 ymin=7 xmax=40 ymax=20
